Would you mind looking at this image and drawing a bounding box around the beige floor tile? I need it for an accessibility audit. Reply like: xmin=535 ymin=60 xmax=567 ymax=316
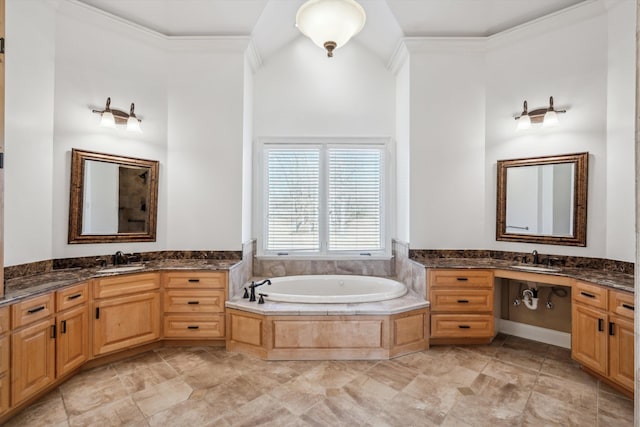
xmin=522 ymin=390 xmax=597 ymax=426
xmin=132 ymin=376 xmax=193 ymax=417
xmin=539 ymin=355 xmax=597 ymax=386
xmin=480 ymin=359 xmax=539 ymax=389
xmin=61 ymin=374 xmax=131 ymax=416
xmin=270 ymin=375 xmax=328 ymax=415
xmin=67 ymin=396 xmax=147 ymax=427
xmin=147 ymin=398 xmax=221 ymax=427
xmin=360 ymin=360 xmax=419 ymax=391
xmin=467 ymin=373 xmax=531 ymax=413
xmin=4 ymin=390 xmax=67 ymax=427
xmin=597 ymin=387 xmax=634 ymax=426
xmin=368 ymin=391 xmax=442 ymax=426
xmin=299 ymin=361 xmax=362 ymax=389
xmin=219 ymin=394 xmax=297 ymax=427
xmin=159 ymin=347 xmax=221 ymax=374
xmin=532 ymin=373 xmax=597 ymax=410
xmin=300 ymin=396 xmax=372 ymax=427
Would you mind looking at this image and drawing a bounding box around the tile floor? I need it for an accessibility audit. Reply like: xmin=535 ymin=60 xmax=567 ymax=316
xmin=5 ymin=334 xmax=635 ymax=426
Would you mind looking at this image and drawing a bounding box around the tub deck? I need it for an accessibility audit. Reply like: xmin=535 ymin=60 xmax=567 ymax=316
xmin=225 ymin=291 xmax=430 ymax=360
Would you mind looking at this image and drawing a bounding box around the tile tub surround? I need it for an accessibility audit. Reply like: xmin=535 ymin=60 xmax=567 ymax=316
xmin=253 ymin=257 xmax=394 ymax=278
xmin=4 ymin=334 xmax=634 ymax=426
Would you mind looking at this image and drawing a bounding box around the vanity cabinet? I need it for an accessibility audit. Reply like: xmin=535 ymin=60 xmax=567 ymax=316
xmin=571 ymin=281 xmax=634 ymax=394
xmin=92 ymin=273 xmax=160 ymax=356
xmin=55 ymin=283 xmax=89 ymax=377
xmin=10 ymin=294 xmax=56 ymax=405
xmin=428 ymin=269 xmax=494 ymax=343
xmin=0 ymin=307 xmax=10 ymax=415
xmin=162 ymin=271 xmax=226 ymax=339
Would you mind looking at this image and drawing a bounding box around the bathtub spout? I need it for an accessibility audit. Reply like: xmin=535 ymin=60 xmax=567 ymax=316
xmin=249 ymin=279 xmax=272 ymax=302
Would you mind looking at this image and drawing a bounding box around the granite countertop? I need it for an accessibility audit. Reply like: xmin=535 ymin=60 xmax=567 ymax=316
xmin=410 ymin=256 xmax=634 ymax=293
xmin=1 ymin=259 xmax=242 ymax=305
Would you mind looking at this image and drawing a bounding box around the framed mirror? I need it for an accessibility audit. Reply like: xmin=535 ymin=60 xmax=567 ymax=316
xmin=496 ymin=152 xmax=588 ymax=246
xmin=68 ymin=149 xmax=159 ymax=244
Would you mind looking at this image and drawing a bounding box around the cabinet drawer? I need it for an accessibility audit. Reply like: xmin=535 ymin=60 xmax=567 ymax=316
xmin=428 ymin=269 xmax=493 ymax=288
xmin=0 ymin=373 xmax=8 ymax=416
xmin=56 ymin=282 xmax=89 ymax=312
xmin=0 ymin=335 xmax=8 ymax=375
xmin=93 ymin=273 xmax=160 ymax=299
xmin=431 ymin=314 xmax=494 ymax=338
xmin=163 ymin=315 xmax=225 ymax=339
xmin=12 ymin=293 xmax=55 ymax=329
xmin=608 ymin=290 xmax=634 ymax=320
xmin=163 ymin=272 xmax=227 ymax=289
xmin=0 ymin=307 xmax=9 ymax=334
xmin=573 ymin=281 xmax=607 ymax=310
xmin=430 ymin=289 xmax=493 ymax=312
xmin=164 ymin=290 xmax=225 ymax=313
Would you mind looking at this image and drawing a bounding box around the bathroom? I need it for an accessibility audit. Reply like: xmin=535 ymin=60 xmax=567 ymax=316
xmin=1 ymin=0 xmax=638 ymax=425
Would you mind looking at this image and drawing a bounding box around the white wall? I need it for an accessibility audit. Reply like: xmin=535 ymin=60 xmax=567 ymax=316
xmin=395 ymin=53 xmax=411 ymax=243
xmin=242 ymin=54 xmax=254 ymax=244
xmin=605 ymin=0 xmax=636 ymax=262
xmin=407 ymin=41 xmax=487 ymax=249
xmin=4 ymin=0 xmax=56 ymax=266
xmin=485 ymin=2 xmax=616 ymax=259
xmin=254 ymin=37 xmax=395 ymax=138
xmin=51 ymin=2 xmax=168 ymax=260
xmin=165 ymin=41 xmax=246 ymax=251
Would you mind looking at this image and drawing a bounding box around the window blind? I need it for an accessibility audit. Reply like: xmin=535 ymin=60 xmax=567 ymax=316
xmin=328 ymin=148 xmax=383 ymax=251
xmin=265 ymin=149 xmax=320 ymax=251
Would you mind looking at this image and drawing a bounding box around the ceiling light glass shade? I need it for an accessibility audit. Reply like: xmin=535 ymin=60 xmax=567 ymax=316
xmin=296 ymin=0 xmax=366 ymax=57
xmin=543 ymin=110 xmax=558 ymax=127
xmin=100 ymin=111 xmax=116 ymax=128
xmin=516 ymin=114 xmax=531 ymax=131
xmin=127 ymin=116 xmax=142 ymax=133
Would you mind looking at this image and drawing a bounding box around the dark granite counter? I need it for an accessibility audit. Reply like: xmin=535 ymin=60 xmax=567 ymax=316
xmin=411 ymin=256 xmax=634 ymax=293
xmin=2 ymin=259 xmax=241 ymax=306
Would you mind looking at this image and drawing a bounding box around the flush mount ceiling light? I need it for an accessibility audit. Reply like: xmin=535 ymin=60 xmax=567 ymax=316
xmin=295 ymin=0 xmax=366 ymax=58
xmin=515 ymin=96 xmax=567 ymax=131
xmin=92 ymin=97 xmax=142 ymax=133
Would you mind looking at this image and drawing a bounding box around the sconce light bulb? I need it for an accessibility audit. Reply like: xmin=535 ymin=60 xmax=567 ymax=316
xmin=100 ymin=111 xmax=116 ymax=128
xmin=516 ymin=114 xmax=531 ymax=131
xmin=543 ymin=110 xmax=558 ymax=127
xmin=127 ymin=116 xmax=142 ymax=133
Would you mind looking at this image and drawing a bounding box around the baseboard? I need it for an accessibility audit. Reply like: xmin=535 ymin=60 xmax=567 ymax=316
xmin=497 ymin=319 xmax=571 ymax=349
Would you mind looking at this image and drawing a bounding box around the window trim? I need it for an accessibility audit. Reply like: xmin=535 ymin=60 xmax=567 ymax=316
xmin=255 ymin=137 xmax=395 ymax=259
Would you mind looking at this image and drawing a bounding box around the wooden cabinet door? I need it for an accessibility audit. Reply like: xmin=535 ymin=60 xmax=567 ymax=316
xmin=11 ymin=318 xmax=56 ymax=405
xmin=92 ymin=292 xmax=160 ymax=356
xmin=571 ymin=304 xmax=608 ymax=376
xmin=57 ymin=305 xmax=89 ymax=377
xmin=608 ymin=314 xmax=634 ymax=391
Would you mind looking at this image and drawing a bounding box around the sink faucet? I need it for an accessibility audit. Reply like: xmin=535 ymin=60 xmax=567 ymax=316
xmin=248 ymin=279 xmax=271 ymax=302
xmin=113 ymin=251 xmax=128 ymax=266
xmin=531 ymin=250 xmax=539 ymax=265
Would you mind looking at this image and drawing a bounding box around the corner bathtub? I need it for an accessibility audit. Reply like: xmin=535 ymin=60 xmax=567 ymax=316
xmin=261 ymin=275 xmax=407 ymax=304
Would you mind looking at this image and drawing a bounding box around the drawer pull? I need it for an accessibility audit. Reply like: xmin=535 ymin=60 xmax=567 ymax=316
xmin=50 ymin=324 xmax=56 ymax=339
xmin=187 ymin=301 xmax=200 ymax=305
xmin=458 ymin=325 xmax=471 ymax=329
xmin=580 ymin=291 xmax=595 ymax=299
xmin=622 ymin=303 xmax=634 ymax=311
xmin=187 ymin=325 xmax=200 ymax=330
xmin=456 ymin=278 xmax=469 ymax=282
xmin=96 ymin=308 xmax=100 ymax=319
xmin=188 ymin=279 xmax=200 ymax=283
xmin=27 ymin=306 xmax=46 ymax=314
xmin=61 ymin=320 xmax=67 ymax=334
xmin=598 ymin=318 xmax=604 ymax=332
xmin=609 ymin=321 xmax=615 ymax=336
xmin=457 ymin=299 xmax=469 ymax=304
xmin=67 ymin=293 xmax=83 ymax=300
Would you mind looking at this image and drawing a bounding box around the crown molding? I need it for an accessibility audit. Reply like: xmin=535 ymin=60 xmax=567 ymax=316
xmin=245 ymin=39 xmax=263 ymax=72
xmin=402 ymin=37 xmax=487 ymax=54
xmin=387 ymin=41 xmax=409 ymax=75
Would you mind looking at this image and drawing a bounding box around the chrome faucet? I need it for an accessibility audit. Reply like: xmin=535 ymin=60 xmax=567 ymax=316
xmin=531 ymin=250 xmax=539 ymax=265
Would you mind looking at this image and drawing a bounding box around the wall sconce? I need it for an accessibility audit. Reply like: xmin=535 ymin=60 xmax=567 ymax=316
xmin=295 ymin=0 xmax=366 ymax=58
xmin=92 ymin=97 xmax=142 ymax=133
xmin=515 ymin=96 xmax=566 ymax=130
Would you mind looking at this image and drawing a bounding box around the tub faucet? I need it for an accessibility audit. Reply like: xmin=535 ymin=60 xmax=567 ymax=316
xmin=531 ymin=250 xmax=539 ymax=265
xmin=249 ymin=279 xmax=271 ymax=302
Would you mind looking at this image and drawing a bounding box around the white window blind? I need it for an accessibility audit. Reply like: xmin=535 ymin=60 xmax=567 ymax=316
xmin=262 ymin=142 xmax=386 ymax=256
xmin=265 ymin=149 xmax=320 ymax=252
xmin=328 ymin=149 xmax=383 ymax=251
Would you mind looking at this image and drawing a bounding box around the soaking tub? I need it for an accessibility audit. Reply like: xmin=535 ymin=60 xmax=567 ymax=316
xmin=260 ymin=275 xmax=407 ymax=303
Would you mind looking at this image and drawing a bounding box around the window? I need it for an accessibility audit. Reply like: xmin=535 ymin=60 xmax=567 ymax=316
xmin=260 ymin=139 xmax=389 ymax=257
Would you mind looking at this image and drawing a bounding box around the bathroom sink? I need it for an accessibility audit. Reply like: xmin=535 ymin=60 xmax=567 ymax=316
xmin=97 ymin=265 xmax=146 ymax=274
xmin=511 ymin=265 xmax=560 ymax=273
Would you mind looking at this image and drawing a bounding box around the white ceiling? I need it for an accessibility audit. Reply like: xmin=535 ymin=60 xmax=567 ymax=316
xmin=77 ymin=0 xmax=588 ymax=62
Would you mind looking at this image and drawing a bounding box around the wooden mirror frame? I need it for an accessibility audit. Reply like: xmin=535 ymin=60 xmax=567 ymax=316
xmin=68 ymin=149 xmax=159 ymax=244
xmin=496 ymin=152 xmax=588 ymax=247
